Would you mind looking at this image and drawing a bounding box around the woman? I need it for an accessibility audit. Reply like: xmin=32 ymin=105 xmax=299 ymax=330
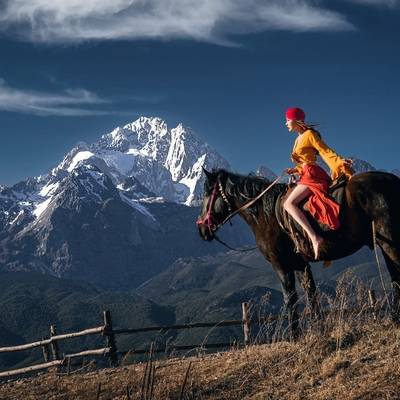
xmin=283 ymin=107 xmax=354 ymax=260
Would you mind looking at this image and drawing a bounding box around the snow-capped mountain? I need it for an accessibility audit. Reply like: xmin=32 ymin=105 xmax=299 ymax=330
xmin=0 ymin=116 xmax=230 ymax=229
xmin=0 ymin=163 xmax=254 ymax=289
xmin=0 ymin=117 xmax=251 ymax=289
xmin=256 ymin=165 xmax=278 ymax=180
xmin=50 ymin=117 xmax=230 ymax=206
xmin=349 ymin=158 xmax=376 ymax=174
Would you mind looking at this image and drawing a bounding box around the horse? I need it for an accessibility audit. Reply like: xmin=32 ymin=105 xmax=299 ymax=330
xmin=197 ymin=168 xmax=400 ymax=338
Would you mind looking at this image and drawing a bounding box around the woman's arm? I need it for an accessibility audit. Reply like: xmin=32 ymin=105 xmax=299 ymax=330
xmin=307 ymin=130 xmax=354 ymax=180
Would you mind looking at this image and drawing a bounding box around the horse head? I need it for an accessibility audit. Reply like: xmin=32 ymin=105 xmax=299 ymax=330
xmin=196 ymin=168 xmax=235 ymax=241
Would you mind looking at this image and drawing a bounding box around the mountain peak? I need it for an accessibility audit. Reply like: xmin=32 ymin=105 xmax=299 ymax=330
xmin=256 ymin=165 xmax=278 ymax=180
xmin=48 ymin=116 xmax=229 ymax=205
xmin=123 ymin=116 xmax=168 ymax=134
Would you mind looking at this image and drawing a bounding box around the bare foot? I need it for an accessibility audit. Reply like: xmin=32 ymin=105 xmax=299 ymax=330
xmin=312 ymin=236 xmax=324 ymax=260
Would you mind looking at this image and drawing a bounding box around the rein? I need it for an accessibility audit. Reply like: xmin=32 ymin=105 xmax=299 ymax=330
xmin=215 ymin=173 xmax=285 ymax=230
xmin=197 ymin=172 xmax=286 ymax=252
xmin=213 ymin=234 xmax=257 ymax=252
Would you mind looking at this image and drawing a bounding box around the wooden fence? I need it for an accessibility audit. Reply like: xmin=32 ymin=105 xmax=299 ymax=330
xmin=0 ymin=289 xmax=380 ymax=380
xmin=0 ymin=302 xmax=257 ymax=379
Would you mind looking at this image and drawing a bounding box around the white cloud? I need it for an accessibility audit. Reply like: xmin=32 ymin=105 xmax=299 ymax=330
xmin=349 ymin=0 xmax=399 ymax=5
xmin=0 ymin=0 xmax=354 ymax=45
xmin=0 ymin=79 xmax=109 ymax=116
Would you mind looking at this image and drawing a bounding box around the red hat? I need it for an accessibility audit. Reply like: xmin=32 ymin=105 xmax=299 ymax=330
xmin=285 ymin=107 xmax=305 ymax=121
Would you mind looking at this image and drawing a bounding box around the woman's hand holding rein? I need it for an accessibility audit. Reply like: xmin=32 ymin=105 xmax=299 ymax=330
xmin=286 ymin=167 xmax=299 ymax=175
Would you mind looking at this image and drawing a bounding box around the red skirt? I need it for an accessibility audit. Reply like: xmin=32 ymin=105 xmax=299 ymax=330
xmin=298 ymin=164 xmax=340 ymax=230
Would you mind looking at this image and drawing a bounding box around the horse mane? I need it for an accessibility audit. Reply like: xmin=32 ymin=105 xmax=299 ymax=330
xmin=211 ymin=168 xmax=286 ymax=218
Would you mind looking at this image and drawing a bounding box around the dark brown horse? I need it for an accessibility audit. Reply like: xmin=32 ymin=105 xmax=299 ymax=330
xmin=197 ymin=168 xmax=400 ymax=337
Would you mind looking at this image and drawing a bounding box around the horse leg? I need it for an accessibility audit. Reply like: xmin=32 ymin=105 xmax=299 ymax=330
xmin=376 ymin=244 xmax=400 ymax=323
xmin=295 ymin=263 xmax=321 ymax=320
xmin=274 ymin=267 xmax=299 ymax=341
xmin=373 ymin=219 xmax=400 ymax=322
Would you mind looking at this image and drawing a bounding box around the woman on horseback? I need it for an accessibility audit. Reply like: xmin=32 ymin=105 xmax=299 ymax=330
xmin=283 ymin=107 xmax=354 ymax=260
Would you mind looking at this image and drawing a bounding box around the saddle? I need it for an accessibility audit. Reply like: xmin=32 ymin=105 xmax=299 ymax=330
xmin=275 ymin=173 xmax=348 ymax=254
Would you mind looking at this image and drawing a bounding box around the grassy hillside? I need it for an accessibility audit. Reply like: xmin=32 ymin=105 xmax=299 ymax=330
xmin=1 ymin=285 xmax=399 ymax=400
xmin=0 ymin=244 xmax=390 ymax=372
xmin=136 ymin=245 xmax=389 ymax=345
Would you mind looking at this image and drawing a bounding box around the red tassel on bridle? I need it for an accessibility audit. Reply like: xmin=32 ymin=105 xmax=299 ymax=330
xmin=196 ymin=182 xmax=219 ymax=234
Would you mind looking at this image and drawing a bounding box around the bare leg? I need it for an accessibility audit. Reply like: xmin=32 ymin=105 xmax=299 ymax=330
xmin=284 ymin=184 xmax=323 ymax=259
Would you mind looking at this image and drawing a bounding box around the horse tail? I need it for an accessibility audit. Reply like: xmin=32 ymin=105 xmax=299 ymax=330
xmin=361 ymin=172 xmax=400 ymax=320
xmin=351 ymin=171 xmax=400 ymax=248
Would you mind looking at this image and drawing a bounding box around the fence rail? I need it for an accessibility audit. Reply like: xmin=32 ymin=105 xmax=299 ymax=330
xmin=112 ymin=319 xmax=247 ymax=335
xmin=0 ymin=303 xmax=254 ymax=379
xmin=0 ymin=326 xmax=105 ymax=353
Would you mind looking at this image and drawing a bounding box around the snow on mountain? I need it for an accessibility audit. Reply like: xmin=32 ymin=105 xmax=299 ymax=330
xmin=33 ymin=197 xmax=52 ymax=218
xmin=349 ymin=157 xmax=376 ymax=174
xmin=0 ymin=117 xmax=231 ymax=231
xmin=67 ymin=151 xmax=95 ymax=172
xmin=50 ymin=116 xmax=229 ymax=205
xmin=117 ymin=176 xmax=156 ymax=201
xmin=86 ymin=117 xmax=230 ymax=205
xmin=391 ymin=169 xmax=400 ymax=177
xmin=31 ymin=164 xmax=117 ymax=223
xmin=256 ymin=165 xmax=278 ymax=181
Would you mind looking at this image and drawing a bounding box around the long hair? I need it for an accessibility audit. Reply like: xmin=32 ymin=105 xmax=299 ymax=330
xmin=296 ymin=120 xmax=322 ymax=138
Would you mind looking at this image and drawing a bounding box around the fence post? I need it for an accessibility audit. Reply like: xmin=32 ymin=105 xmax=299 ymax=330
xmin=368 ymin=290 xmax=377 ymax=321
xmin=242 ymin=302 xmax=251 ymax=345
xmin=49 ymin=325 xmax=61 ymax=372
xmin=49 ymin=325 xmax=61 ymax=360
xmin=41 ymin=337 xmax=50 ymax=363
xmin=103 ymin=310 xmax=118 ymax=367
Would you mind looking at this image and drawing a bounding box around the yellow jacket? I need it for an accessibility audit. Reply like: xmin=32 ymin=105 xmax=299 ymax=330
xmin=291 ymin=129 xmax=353 ymax=180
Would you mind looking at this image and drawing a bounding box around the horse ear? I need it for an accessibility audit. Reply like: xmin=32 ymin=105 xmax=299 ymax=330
xmin=202 ymin=167 xmax=214 ymax=181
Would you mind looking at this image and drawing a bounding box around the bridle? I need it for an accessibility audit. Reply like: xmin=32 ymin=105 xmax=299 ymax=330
xmin=196 ymin=173 xmax=286 ymax=251
xmin=196 ymin=180 xmax=231 ymax=236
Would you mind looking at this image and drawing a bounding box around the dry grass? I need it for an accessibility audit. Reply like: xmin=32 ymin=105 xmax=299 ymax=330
xmin=1 ymin=272 xmax=400 ymax=399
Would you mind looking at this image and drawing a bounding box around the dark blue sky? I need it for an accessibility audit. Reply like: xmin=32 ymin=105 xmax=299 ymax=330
xmin=0 ymin=0 xmax=399 ymax=185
